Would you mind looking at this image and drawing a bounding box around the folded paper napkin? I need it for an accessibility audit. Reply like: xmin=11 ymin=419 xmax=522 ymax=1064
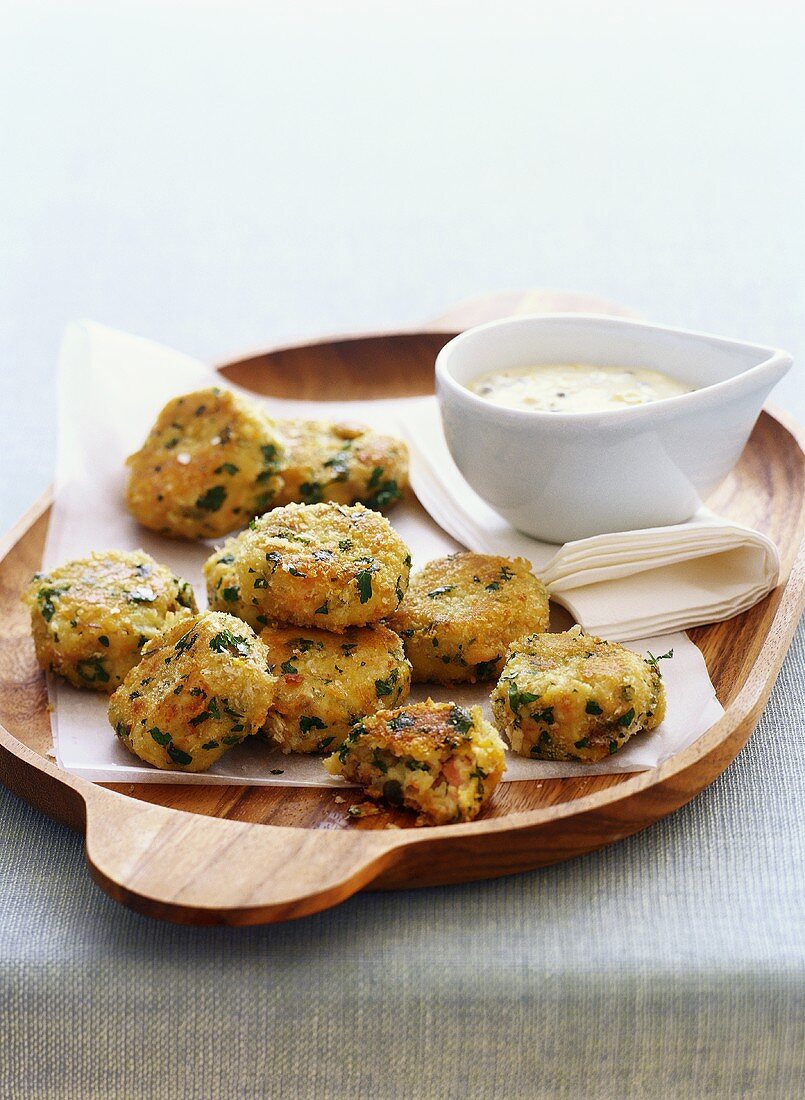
xmin=395 ymin=400 xmax=780 ymax=640
xmin=47 ymin=322 xmax=730 ymax=784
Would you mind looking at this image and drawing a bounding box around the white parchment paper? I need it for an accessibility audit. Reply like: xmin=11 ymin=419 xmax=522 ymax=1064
xmin=47 ymin=322 xmax=725 ymax=785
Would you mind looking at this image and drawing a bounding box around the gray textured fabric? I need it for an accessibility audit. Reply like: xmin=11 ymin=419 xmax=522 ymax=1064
xmin=2 ymin=623 xmax=803 ymax=1099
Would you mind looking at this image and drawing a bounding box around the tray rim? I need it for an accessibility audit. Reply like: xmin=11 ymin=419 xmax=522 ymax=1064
xmin=1 ymin=324 xmax=803 ymax=923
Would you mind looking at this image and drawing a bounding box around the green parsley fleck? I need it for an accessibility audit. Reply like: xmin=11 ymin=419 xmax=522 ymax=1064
xmin=127 ymin=586 xmax=156 ymax=603
xmin=323 ymin=451 xmax=350 ymax=481
xmin=426 ymin=585 xmax=456 ymax=599
xmin=175 ymin=630 xmax=199 ymax=655
xmin=195 ymin=485 xmax=227 ymax=512
xmin=532 ymin=706 xmax=555 ymax=725
xmin=209 ymin=630 xmax=251 ymax=657
xmin=167 ymin=745 xmax=193 ymax=766
xmin=356 ymin=570 xmax=373 ymax=603
xmin=299 ymin=481 xmax=323 ymax=504
xmin=300 ymin=715 xmax=327 ymax=734
xmin=646 ymin=649 xmax=674 ymax=672
xmin=449 ymin=705 xmax=473 ymax=734
xmin=365 ymin=479 xmax=400 ymax=509
xmin=177 ymin=582 xmax=195 ymax=609
xmin=375 ymin=669 xmax=400 ymax=698
xmin=388 ymin=712 xmax=416 ymax=731
xmin=405 ymin=758 xmax=430 ymax=771
xmin=507 ymin=683 xmax=539 ymax=713
xmin=76 ymin=657 xmax=109 ymax=684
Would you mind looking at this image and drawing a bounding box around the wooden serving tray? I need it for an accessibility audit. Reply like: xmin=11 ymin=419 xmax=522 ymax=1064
xmin=1 ymin=291 xmax=803 ymax=926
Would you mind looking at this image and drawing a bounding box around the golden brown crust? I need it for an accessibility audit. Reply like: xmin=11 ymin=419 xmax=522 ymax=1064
xmin=387 ymin=553 xmax=549 ymax=683
xmin=23 ymin=550 xmax=197 ymax=693
xmin=108 ymin=611 xmax=277 ymax=772
xmin=323 ymin=699 xmax=507 ymax=824
xmin=125 ymin=387 xmax=285 ymax=539
xmin=204 ymin=502 xmax=412 ymax=631
xmin=490 ymin=629 xmax=667 ymax=763
xmin=272 ymin=418 xmax=408 ymax=510
xmin=259 ymin=623 xmax=411 ymax=753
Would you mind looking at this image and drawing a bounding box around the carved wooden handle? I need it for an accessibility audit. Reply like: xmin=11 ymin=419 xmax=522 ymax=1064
xmin=83 ymin=787 xmax=399 ymax=925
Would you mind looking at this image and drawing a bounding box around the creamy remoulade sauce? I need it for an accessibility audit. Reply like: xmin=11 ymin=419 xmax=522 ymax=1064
xmin=468 ymin=364 xmax=693 ymax=413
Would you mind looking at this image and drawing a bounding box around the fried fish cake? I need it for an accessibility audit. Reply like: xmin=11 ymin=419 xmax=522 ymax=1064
xmin=125 ymin=387 xmax=285 ymax=539
xmin=260 ymin=623 xmax=411 ymax=753
xmin=205 ymin=502 xmax=412 ymax=632
xmin=324 ymin=700 xmax=506 ymax=824
xmin=490 ymin=628 xmax=667 ymax=763
xmin=108 ymin=611 xmax=276 ymax=772
xmin=272 ymin=418 xmax=408 ymax=510
xmin=387 ymin=553 xmax=549 ymax=684
xmin=23 ymin=549 xmax=197 ymax=693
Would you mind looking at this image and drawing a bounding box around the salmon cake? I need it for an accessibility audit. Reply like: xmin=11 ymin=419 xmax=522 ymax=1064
xmin=125 ymin=387 xmax=285 ymax=539
xmin=108 ymin=611 xmax=276 ymax=772
xmin=490 ymin=628 xmax=667 ymax=763
xmin=271 ymin=418 xmax=408 ymax=511
xmin=324 ymin=700 xmax=507 ymax=824
xmin=387 ymin=553 xmax=549 ymax=683
xmin=260 ymin=623 xmax=411 ymax=753
xmin=205 ymin=502 xmax=412 ymax=631
xmin=24 ymin=549 xmax=197 ymax=693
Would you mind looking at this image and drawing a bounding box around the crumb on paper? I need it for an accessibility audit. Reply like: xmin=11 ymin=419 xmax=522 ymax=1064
xmin=46 ymin=703 xmax=54 ymax=713
xmin=46 ymin=748 xmax=56 ymax=761
xmin=270 ymin=769 xmax=285 ymax=775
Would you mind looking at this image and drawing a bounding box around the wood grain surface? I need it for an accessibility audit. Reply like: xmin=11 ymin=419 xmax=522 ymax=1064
xmin=0 ymin=290 xmax=803 ymax=924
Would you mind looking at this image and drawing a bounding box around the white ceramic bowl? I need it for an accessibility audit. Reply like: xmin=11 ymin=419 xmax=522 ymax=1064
xmin=435 ymin=314 xmax=792 ymax=543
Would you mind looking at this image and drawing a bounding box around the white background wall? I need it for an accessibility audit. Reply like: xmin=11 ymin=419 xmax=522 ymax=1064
xmin=1 ymin=0 xmax=803 ymax=529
